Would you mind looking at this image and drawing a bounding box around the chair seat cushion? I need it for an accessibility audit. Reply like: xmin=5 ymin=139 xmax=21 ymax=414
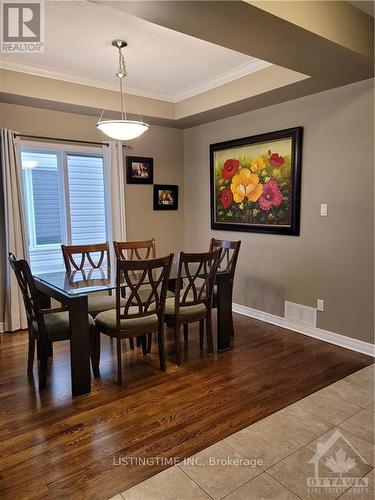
xmin=130 ymin=287 xmax=174 ymax=304
xmin=89 ymin=290 xmax=174 ymax=313
xmin=95 ymin=307 xmax=159 ymax=332
xmin=88 ymin=294 xmax=124 ymax=314
xmin=180 ymin=287 xmax=206 ymax=301
xmin=164 ymin=297 xmax=207 ymax=319
xmin=35 ymin=311 xmax=95 ymax=342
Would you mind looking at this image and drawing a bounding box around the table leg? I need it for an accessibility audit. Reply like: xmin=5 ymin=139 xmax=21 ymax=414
xmin=69 ymin=295 xmax=91 ymax=396
xmin=216 ymin=273 xmax=233 ymax=352
xmin=38 ymin=290 xmax=51 ymax=309
xmin=168 ymin=278 xmax=177 ymax=293
xmin=166 ymin=278 xmax=177 ymax=328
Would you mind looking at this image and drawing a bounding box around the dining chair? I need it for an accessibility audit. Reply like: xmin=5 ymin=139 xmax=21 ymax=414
xmin=164 ymin=249 xmax=221 ymax=366
xmin=61 ymin=243 xmax=120 ymax=315
xmin=62 ymin=243 xmax=133 ymax=349
xmin=209 ymin=238 xmax=241 ymax=317
xmin=94 ymin=254 xmax=173 ymax=385
xmin=114 ymin=239 xmax=174 ymax=352
xmin=114 ymin=239 xmax=156 ymax=261
xmin=8 ymin=253 xmax=99 ymax=390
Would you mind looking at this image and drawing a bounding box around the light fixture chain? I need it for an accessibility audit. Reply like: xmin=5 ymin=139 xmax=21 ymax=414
xmin=118 ymin=47 xmax=127 ymax=120
xmin=117 ymin=49 xmax=127 ymax=78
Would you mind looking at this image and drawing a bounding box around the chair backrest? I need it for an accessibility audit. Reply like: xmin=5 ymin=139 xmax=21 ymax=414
xmin=61 ymin=243 xmax=110 ymax=272
xmin=8 ymin=253 xmax=46 ymax=339
xmin=175 ymin=249 xmax=221 ymax=314
xmin=115 ymin=254 xmax=173 ymax=330
xmin=114 ymin=239 xmax=156 ymax=261
xmin=209 ymin=238 xmax=241 ymax=281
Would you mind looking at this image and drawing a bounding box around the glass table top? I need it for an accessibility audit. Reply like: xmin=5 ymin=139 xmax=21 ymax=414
xmin=34 ymin=267 xmax=116 ymax=296
xmin=34 ymin=262 xmax=227 ymax=297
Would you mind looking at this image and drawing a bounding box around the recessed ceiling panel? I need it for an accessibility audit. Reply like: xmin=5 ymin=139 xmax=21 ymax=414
xmin=0 ymin=1 xmax=270 ymax=101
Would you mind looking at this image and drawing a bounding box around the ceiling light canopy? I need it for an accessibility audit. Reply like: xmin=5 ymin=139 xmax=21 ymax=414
xmin=97 ymin=40 xmax=149 ymax=141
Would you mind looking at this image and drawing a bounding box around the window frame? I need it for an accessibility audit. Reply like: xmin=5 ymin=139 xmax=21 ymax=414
xmin=21 ymin=140 xmax=109 ymax=256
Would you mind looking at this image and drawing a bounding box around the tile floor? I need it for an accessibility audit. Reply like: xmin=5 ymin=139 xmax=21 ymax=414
xmin=110 ymin=364 xmax=374 ymax=500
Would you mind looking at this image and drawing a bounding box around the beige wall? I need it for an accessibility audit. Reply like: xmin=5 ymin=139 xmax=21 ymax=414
xmin=0 ymin=104 xmax=184 ymax=322
xmin=183 ymin=79 xmax=374 ymax=344
xmin=1 ymin=80 xmax=374 ymax=344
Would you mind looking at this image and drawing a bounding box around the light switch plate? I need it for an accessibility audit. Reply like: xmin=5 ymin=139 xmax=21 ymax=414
xmin=320 ymin=203 xmax=328 ymax=216
xmin=317 ymin=299 xmax=325 ymax=311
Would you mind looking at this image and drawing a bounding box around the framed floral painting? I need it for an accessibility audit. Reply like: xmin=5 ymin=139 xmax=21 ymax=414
xmin=210 ymin=127 xmax=303 ymax=235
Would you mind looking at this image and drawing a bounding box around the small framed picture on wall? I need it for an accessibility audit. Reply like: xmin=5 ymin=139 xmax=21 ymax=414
xmin=153 ymin=184 xmax=178 ymax=211
xmin=126 ymin=156 xmax=154 ymax=184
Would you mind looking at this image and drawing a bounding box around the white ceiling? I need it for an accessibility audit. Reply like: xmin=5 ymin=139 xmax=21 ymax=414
xmin=1 ymin=1 xmax=270 ymax=102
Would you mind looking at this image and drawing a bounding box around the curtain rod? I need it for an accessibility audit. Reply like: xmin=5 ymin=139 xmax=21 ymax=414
xmin=13 ymin=133 xmax=133 ymax=149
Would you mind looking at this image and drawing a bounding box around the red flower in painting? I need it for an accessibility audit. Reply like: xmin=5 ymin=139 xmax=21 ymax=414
xmin=268 ymin=150 xmax=285 ymax=168
xmin=259 ymin=180 xmax=283 ymax=211
xmin=222 ymin=159 xmax=239 ymax=179
xmin=221 ymin=188 xmax=233 ymax=209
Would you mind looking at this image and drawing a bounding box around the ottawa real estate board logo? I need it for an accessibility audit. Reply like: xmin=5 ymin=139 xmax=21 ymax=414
xmin=307 ymin=430 xmax=369 ymax=495
xmin=1 ymin=1 xmax=44 ymax=52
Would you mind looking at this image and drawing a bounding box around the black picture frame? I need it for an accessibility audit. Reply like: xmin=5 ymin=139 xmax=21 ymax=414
xmin=126 ymin=156 xmax=154 ymax=184
xmin=153 ymin=184 xmax=179 ymax=211
xmin=210 ymin=127 xmax=303 ymax=236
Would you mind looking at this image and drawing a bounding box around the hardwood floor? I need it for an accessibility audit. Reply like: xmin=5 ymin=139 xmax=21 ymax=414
xmin=0 ymin=313 xmax=372 ymax=500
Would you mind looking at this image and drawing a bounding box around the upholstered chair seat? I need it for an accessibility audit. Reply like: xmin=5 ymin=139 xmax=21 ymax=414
xmin=136 ymin=288 xmax=174 ymax=302
xmin=88 ymin=290 xmax=173 ymax=315
xmin=33 ymin=311 xmax=95 ymax=342
xmin=95 ymin=306 xmax=158 ymax=333
xmin=164 ymin=298 xmax=206 ymax=319
xmin=88 ymin=295 xmax=123 ymax=315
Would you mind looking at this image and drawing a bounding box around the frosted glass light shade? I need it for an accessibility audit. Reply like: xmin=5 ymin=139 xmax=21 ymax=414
xmin=96 ymin=120 xmax=149 ymax=140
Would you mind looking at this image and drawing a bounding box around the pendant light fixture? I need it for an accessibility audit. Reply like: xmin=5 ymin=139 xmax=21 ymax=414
xmin=97 ymin=40 xmax=149 ymax=141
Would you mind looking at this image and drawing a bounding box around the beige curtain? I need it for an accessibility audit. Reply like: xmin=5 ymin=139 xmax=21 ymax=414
xmin=0 ymin=129 xmax=28 ymax=331
xmin=103 ymin=141 xmax=127 ymax=264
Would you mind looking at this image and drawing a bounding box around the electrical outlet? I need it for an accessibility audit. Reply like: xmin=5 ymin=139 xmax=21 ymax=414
xmin=320 ymin=204 xmax=328 ymax=216
xmin=317 ymin=299 xmax=325 ymax=311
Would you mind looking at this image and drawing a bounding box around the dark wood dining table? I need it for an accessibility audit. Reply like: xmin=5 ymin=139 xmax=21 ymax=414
xmin=33 ymin=263 xmax=234 ymax=396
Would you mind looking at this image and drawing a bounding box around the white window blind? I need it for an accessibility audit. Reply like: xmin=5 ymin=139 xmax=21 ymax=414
xmin=21 ymin=146 xmax=108 ymax=274
xmin=67 ymin=154 xmax=106 ymax=245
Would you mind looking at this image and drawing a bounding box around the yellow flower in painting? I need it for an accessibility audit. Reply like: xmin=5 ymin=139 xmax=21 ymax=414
xmin=250 ymin=157 xmax=265 ymax=173
xmin=230 ymin=168 xmax=263 ymax=203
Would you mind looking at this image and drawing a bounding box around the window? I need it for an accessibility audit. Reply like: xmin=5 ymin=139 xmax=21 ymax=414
xmin=21 ymin=145 xmax=108 ymax=274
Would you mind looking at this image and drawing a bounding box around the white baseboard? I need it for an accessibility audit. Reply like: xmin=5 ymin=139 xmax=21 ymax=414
xmin=0 ymin=322 xmax=5 ymax=333
xmin=232 ymin=303 xmax=375 ymax=358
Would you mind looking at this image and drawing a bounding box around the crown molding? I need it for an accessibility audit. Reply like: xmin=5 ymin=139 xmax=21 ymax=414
xmin=0 ymin=58 xmax=271 ymax=104
xmin=174 ymin=59 xmax=271 ymax=102
xmin=0 ymin=59 xmax=176 ymax=102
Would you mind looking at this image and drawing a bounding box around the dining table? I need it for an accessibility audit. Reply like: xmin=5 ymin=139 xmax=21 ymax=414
xmin=33 ymin=263 xmax=234 ymax=397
